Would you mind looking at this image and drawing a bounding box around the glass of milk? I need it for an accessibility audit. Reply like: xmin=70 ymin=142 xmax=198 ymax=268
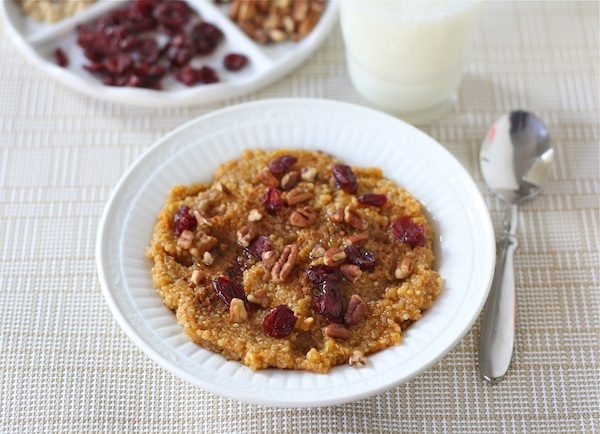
xmin=340 ymin=0 xmax=482 ymax=120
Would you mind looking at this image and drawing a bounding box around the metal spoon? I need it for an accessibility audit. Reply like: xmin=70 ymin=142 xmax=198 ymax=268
xmin=478 ymin=110 xmax=554 ymax=383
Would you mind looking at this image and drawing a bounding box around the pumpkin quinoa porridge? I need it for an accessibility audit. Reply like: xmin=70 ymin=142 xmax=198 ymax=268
xmin=146 ymin=149 xmax=442 ymax=373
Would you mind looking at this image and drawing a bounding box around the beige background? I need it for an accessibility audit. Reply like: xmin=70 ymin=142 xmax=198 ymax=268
xmin=0 ymin=1 xmax=598 ymax=433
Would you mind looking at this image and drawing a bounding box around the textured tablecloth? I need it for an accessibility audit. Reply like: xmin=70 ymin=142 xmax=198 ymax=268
xmin=1 ymin=1 xmax=598 ymax=433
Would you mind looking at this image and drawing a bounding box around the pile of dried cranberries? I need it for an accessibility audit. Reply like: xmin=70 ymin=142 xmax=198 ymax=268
xmin=56 ymin=0 xmax=249 ymax=89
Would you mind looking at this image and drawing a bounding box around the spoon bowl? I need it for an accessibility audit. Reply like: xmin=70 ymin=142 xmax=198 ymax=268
xmin=480 ymin=111 xmax=554 ymax=204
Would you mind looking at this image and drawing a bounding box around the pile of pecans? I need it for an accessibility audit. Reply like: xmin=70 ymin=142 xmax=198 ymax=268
xmin=227 ymin=0 xmax=326 ymax=44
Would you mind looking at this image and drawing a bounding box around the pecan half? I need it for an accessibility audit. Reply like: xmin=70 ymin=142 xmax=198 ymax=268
xmin=281 ymin=171 xmax=300 ymax=190
xmin=261 ymin=250 xmax=278 ymax=269
xmin=289 ymin=206 xmax=318 ymax=227
xmin=323 ymin=247 xmax=347 ymax=267
xmin=301 ymin=166 xmax=317 ymax=182
xmin=328 ymin=207 xmax=345 ymax=223
xmin=344 ymin=294 xmax=367 ymax=325
xmin=271 ymin=244 xmax=298 ymax=283
xmin=177 ymin=230 xmax=194 ymax=249
xmin=283 ymin=187 xmax=313 ymax=206
xmin=344 ymin=205 xmax=367 ymax=230
xmin=236 ymin=225 xmax=257 ymax=247
xmin=323 ymin=323 xmax=350 ymax=340
xmin=395 ymin=256 xmax=413 ymax=280
xmin=349 ymin=350 xmax=367 ymax=368
xmin=247 ymin=289 xmax=269 ymax=308
xmin=340 ymin=264 xmax=362 ymax=283
xmin=344 ymin=232 xmax=369 ymax=247
xmin=229 ymin=298 xmax=248 ymax=323
xmin=258 ymin=168 xmax=279 ymax=188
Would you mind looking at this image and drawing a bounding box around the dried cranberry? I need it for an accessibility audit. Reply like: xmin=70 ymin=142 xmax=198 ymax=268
xmin=391 ymin=216 xmax=426 ymax=247
xmin=165 ymin=35 xmax=194 ymax=67
xmin=313 ymin=280 xmax=344 ymax=323
xmin=263 ymin=188 xmax=282 ymax=214
xmin=84 ymin=62 xmax=105 ymax=73
xmin=54 ymin=48 xmax=69 ymax=67
xmin=173 ymin=205 xmax=197 ymax=235
xmin=344 ymin=245 xmax=376 ymax=271
xmin=153 ymin=1 xmax=192 ymax=31
xmin=358 ymin=193 xmax=387 ymax=207
xmin=134 ymin=0 xmax=158 ymax=14
xmin=332 ymin=164 xmax=358 ymax=194
xmin=175 ymin=64 xmax=201 ymax=86
xmin=197 ymin=66 xmax=219 ymax=84
xmin=224 ymin=53 xmax=248 ymax=71
xmin=191 ymin=22 xmax=224 ymax=55
xmin=306 ymin=265 xmax=341 ymax=286
xmin=135 ymin=39 xmax=159 ymax=64
xmin=212 ymin=276 xmax=249 ymax=309
xmin=245 ymin=235 xmax=272 ymax=259
xmin=103 ymin=52 xmax=133 ymax=75
xmin=268 ymin=155 xmax=297 ymax=176
xmin=263 ymin=305 xmax=297 ymax=338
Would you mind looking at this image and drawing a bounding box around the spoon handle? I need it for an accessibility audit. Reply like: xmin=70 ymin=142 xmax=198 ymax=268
xmin=479 ymin=202 xmax=519 ymax=383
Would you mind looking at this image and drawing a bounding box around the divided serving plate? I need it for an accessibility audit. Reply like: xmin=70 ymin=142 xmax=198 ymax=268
xmin=0 ymin=0 xmax=338 ymax=107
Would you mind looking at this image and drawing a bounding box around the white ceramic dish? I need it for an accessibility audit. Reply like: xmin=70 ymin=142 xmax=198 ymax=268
xmin=96 ymin=98 xmax=495 ymax=407
xmin=0 ymin=0 xmax=337 ymax=107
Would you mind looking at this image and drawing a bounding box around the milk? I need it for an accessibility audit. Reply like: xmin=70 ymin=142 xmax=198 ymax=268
xmin=340 ymin=0 xmax=481 ymax=115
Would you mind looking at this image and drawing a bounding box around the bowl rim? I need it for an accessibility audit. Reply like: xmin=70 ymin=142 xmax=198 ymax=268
xmin=96 ymin=98 xmax=495 ymax=406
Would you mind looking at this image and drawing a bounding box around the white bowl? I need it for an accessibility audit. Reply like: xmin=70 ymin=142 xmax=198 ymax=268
xmin=96 ymin=99 xmax=495 ymax=407
xmin=0 ymin=0 xmax=338 ymax=107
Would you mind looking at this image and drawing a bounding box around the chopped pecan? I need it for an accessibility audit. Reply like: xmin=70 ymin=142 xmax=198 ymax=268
xmin=344 ymin=232 xmax=369 ymax=247
xmin=193 ymin=210 xmax=212 ymax=227
xmin=236 ymin=225 xmax=257 ymax=247
xmin=229 ymin=298 xmax=248 ymax=323
xmin=269 ymin=28 xmax=287 ymax=42
xmin=328 ymin=207 xmax=345 ymax=223
xmin=301 ymin=166 xmax=317 ymax=182
xmin=283 ymin=187 xmax=313 ymax=206
xmin=190 ymin=269 xmax=201 ymax=285
xmin=258 ymin=168 xmax=279 ymax=188
xmin=247 ymin=209 xmax=263 ymax=222
xmin=344 ymin=294 xmax=367 ymax=325
xmin=349 ymin=350 xmax=367 ymax=368
xmin=280 ymin=171 xmax=300 ymax=190
xmin=247 ymin=289 xmax=270 ymax=308
xmin=190 ymin=233 xmax=218 ymax=257
xmin=289 ymin=206 xmax=318 ymax=227
xmin=261 ymin=250 xmax=278 ymax=269
xmin=271 ymin=244 xmax=298 ymax=283
xmin=395 ymin=256 xmax=413 ymax=280
xmin=215 ymin=182 xmax=232 ymax=195
xmin=177 ymin=230 xmax=194 ymax=249
xmin=323 ymin=247 xmax=347 ymax=267
xmin=344 ymin=205 xmax=367 ymax=230
xmin=309 ymin=244 xmax=326 ymax=259
xmin=323 ymin=323 xmax=350 ymax=340
xmin=340 ymin=264 xmax=362 ymax=284
xmin=202 ymin=251 xmax=214 ymax=266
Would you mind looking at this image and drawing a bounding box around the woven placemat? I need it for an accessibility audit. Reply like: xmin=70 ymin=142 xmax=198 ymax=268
xmin=0 ymin=1 xmax=598 ymax=432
